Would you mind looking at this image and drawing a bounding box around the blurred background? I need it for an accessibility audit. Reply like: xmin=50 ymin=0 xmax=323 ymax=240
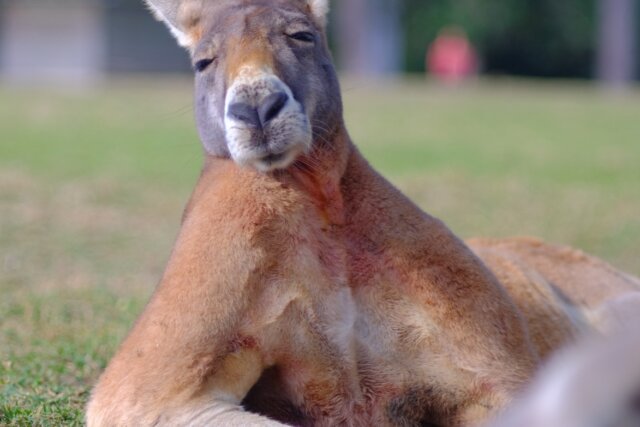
xmin=0 ymin=0 xmax=638 ymax=83
xmin=0 ymin=1 xmax=639 ymax=425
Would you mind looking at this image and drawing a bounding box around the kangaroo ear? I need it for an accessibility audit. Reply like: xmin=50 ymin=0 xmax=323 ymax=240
xmin=144 ymin=0 xmax=203 ymax=48
xmin=305 ymin=0 xmax=330 ymax=27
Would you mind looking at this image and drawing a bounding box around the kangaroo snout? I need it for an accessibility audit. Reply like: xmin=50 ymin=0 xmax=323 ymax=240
xmin=224 ymin=70 xmax=311 ymax=172
xmin=227 ymin=91 xmax=289 ymax=129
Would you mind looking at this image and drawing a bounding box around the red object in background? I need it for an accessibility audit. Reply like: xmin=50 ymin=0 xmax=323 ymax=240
xmin=427 ymin=27 xmax=478 ymax=83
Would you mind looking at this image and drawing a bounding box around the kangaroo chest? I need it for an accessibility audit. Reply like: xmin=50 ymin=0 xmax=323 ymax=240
xmin=244 ymin=245 xmax=446 ymax=426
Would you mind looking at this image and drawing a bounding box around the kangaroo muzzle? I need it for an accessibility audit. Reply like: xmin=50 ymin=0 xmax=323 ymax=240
xmin=224 ymin=66 xmax=311 ymax=172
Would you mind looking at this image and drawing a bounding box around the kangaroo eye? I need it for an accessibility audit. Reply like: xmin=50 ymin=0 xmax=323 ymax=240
xmin=288 ymin=31 xmax=315 ymax=43
xmin=194 ymin=58 xmax=215 ymax=73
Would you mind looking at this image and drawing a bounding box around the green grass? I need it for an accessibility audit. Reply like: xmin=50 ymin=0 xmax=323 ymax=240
xmin=1 ymin=77 xmax=639 ymax=425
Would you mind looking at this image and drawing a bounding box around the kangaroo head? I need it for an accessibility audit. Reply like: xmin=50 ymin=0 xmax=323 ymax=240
xmin=145 ymin=0 xmax=342 ymax=172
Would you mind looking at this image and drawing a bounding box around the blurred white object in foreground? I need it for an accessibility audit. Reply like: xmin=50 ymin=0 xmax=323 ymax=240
xmin=488 ymin=296 xmax=640 ymax=427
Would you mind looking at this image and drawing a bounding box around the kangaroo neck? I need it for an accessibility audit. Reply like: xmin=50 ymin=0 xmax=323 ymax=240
xmin=282 ymin=124 xmax=355 ymax=227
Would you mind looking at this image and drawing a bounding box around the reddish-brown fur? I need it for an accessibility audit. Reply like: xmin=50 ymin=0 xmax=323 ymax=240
xmin=87 ymin=1 xmax=640 ymax=426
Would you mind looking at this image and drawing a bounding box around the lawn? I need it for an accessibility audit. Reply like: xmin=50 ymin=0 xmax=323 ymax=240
xmin=1 ymin=77 xmax=639 ymax=425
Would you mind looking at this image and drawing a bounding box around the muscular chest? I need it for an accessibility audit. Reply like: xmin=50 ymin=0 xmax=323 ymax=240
xmin=247 ymin=276 xmax=444 ymax=426
xmin=240 ymin=220 xmax=453 ymax=425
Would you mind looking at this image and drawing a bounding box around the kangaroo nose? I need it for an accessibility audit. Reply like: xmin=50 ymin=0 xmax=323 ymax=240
xmin=258 ymin=92 xmax=288 ymax=125
xmin=227 ymin=91 xmax=289 ymax=128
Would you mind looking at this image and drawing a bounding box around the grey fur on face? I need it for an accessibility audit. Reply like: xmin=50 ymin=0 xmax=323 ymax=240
xmin=179 ymin=0 xmax=342 ymax=171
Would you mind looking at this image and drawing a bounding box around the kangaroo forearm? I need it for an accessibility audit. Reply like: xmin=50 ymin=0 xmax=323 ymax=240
xmin=86 ymin=292 xmax=267 ymax=425
xmin=87 ymin=335 xmax=269 ymax=426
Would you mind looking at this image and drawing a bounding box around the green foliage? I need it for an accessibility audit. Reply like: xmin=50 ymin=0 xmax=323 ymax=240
xmin=403 ymin=0 xmax=596 ymax=77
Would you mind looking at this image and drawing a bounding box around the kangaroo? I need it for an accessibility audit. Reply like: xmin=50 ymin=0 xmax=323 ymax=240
xmin=86 ymin=1 xmax=640 ymax=426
